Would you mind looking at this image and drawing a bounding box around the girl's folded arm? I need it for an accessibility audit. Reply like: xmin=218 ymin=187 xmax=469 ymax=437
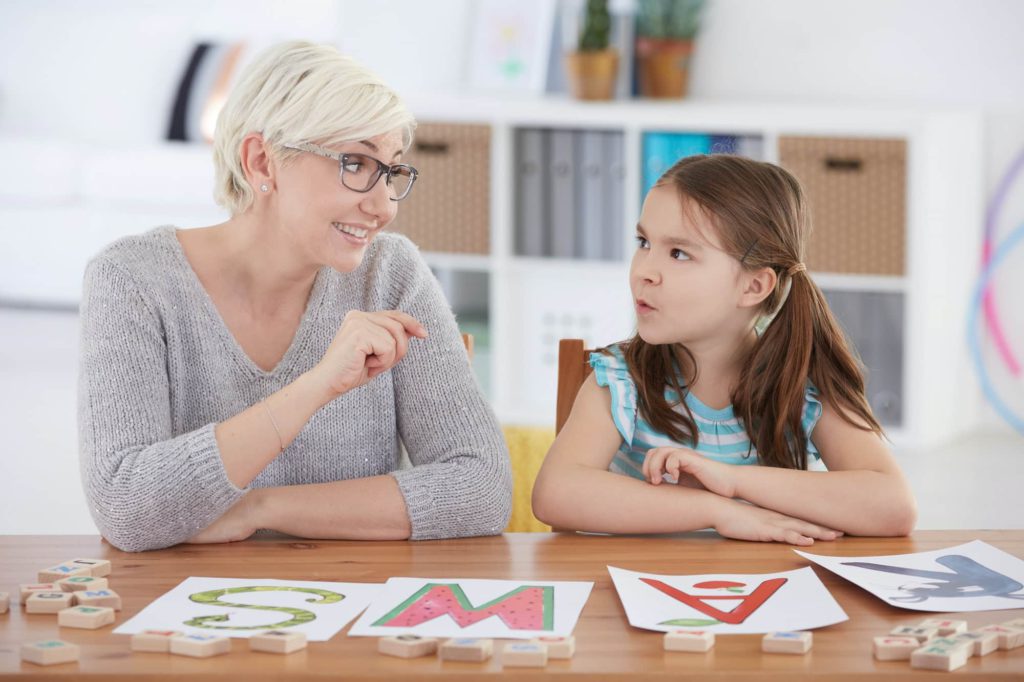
xmin=731 ymin=400 xmax=918 ymax=536
xmin=532 ymin=374 xmax=729 ymax=534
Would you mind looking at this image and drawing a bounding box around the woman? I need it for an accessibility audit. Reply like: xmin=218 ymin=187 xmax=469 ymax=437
xmin=78 ymin=41 xmax=511 ymax=552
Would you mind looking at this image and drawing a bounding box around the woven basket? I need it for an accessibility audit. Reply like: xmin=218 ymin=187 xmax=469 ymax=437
xmin=387 ymin=122 xmax=491 ymax=254
xmin=779 ymin=136 xmax=907 ymax=276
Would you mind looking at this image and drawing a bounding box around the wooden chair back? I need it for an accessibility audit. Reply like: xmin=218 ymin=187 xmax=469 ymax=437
xmin=556 ymin=339 xmax=596 ymax=434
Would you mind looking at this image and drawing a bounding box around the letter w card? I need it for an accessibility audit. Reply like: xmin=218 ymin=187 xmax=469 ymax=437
xmin=608 ymin=566 xmax=847 ymax=634
xmin=348 ymin=578 xmax=593 ymax=639
xmin=796 ymin=540 xmax=1024 ymax=612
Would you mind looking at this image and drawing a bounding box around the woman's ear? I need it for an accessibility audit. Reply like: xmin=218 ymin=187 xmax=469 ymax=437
xmin=239 ymin=133 xmax=273 ymax=192
xmin=739 ymin=266 xmax=778 ymax=309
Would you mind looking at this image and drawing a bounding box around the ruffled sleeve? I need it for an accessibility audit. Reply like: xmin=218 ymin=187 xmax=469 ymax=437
xmin=802 ymin=383 xmax=824 ymax=461
xmin=589 ymin=344 xmax=640 ymax=446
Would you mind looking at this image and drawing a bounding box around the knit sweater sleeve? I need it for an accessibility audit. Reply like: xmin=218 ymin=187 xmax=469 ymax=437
xmin=77 ymin=255 xmax=245 ymax=552
xmin=384 ymin=238 xmax=513 ymax=539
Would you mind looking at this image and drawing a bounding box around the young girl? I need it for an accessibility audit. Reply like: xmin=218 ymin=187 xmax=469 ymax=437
xmin=532 ymin=154 xmax=917 ymax=545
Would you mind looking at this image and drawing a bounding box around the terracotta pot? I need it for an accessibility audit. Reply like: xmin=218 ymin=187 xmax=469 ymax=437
xmin=565 ymin=49 xmax=619 ymax=101
xmin=636 ymin=38 xmax=693 ymax=98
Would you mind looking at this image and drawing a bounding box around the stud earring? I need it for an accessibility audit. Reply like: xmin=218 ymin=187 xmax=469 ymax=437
xmin=260 ymin=184 xmax=269 ymax=193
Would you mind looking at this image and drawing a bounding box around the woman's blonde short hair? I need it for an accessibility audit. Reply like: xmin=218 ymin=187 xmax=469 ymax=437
xmin=212 ymin=41 xmax=416 ymax=215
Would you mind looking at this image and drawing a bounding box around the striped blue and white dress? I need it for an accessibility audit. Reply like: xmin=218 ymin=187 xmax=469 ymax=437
xmin=590 ymin=344 xmax=824 ymax=481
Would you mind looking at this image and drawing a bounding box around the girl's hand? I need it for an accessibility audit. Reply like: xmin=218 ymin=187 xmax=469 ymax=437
xmin=644 ymin=447 xmax=738 ymax=498
xmin=714 ymin=499 xmax=842 ymax=546
xmin=186 ymin=491 xmax=264 ymax=545
xmin=311 ymin=310 xmax=427 ymax=399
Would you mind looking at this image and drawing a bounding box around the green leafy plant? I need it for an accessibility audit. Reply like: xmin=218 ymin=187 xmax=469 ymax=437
xmin=578 ymin=0 xmax=612 ymax=52
xmin=636 ymin=0 xmax=706 ymax=40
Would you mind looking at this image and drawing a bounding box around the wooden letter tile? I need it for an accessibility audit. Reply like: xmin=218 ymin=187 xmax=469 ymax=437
xmin=440 ymin=638 xmax=493 ymax=662
xmin=75 ymin=589 xmax=121 ymax=610
xmin=502 ymin=641 xmax=548 ymax=667
xmin=888 ymin=625 xmax=937 ymax=642
xmin=20 ymin=640 xmax=80 ymax=666
xmin=250 ymin=630 xmax=307 ymax=654
xmin=918 ymin=618 xmax=967 ymax=636
xmin=952 ymin=630 xmax=999 ymax=657
xmin=58 ymin=605 xmax=115 ymax=629
xmin=977 ymin=624 xmax=1024 ymax=650
xmin=169 ymin=633 xmax=232 ymax=658
xmin=25 ymin=591 xmax=74 ymax=614
xmin=57 ymin=576 xmax=109 ymax=592
xmin=664 ymin=630 xmax=715 ymax=652
xmin=910 ymin=638 xmax=971 ymax=672
xmin=131 ymin=630 xmax=184 ymax=652
xmin=762 ymin=631 xmax=812 ymax=654
xmin=532 ymin=635 xmax=575 ymax=659
xmin=377 ymin=634 xmax=439 ymax=658
xmin=872 ymin=635 xmax=920 ymax=661
xmin=38 ymin=563 xmax=91 ymax=583
xmin=69 ymin=558 xmax=112 ymax=577
xmin=19 ymin=583 xmax=57 ymax=603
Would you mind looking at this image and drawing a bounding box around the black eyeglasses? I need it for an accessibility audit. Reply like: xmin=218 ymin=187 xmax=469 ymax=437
xmin=283 ymin=142 xmax=418 ymax=201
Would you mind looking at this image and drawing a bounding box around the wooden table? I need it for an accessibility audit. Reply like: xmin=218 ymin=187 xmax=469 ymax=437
xmin=2 ymin=531 xmax=1022 ymax=680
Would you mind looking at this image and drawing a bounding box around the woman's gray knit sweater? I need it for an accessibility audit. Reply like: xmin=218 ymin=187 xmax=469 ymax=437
xmin=77 ymin=226 xmax=511 ymax=551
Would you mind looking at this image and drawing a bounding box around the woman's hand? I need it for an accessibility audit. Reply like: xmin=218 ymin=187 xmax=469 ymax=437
xmin=185 ymin=491 xmax=264 ymax=545
xmin=643 ymin=447 xmax=738 ymax=497
xmin=311 ymin=310 xmax=427 ymax=399
xmin=713 ymin=499 xmax=842 ymax=546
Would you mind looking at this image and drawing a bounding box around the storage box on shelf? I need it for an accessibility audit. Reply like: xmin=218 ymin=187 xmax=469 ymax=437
xmin=404 ymin=95 xmax=984 ymax=449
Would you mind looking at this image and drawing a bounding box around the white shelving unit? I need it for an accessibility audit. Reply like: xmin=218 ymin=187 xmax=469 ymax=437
xmin=408 ymin=95 xmax=984 ymax=449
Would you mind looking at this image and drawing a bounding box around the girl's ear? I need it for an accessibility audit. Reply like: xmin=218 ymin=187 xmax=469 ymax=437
xmin=739 ymin=266 xmax=778 ymax=309
xmin=240 ymin=132 xmax=274 ymax=191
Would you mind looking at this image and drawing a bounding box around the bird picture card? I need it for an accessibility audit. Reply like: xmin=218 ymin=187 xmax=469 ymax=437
xmin=795 ymin=540 xmax=1024 ymax=612
xmin=608 ymin=565 xmax=848 ymax=634
xmin=113 ymin=577 xmax=381 ymax=641
xmin=347 ymin=577 xmax=593 ymax=639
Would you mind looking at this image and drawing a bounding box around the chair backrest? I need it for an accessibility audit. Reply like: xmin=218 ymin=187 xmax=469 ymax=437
xmin=556 ymin=339 xmax=596 ymax=434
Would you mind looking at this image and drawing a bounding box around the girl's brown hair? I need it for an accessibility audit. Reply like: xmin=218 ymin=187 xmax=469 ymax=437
xmin=620 ymin=154 xmax=881 ymax=469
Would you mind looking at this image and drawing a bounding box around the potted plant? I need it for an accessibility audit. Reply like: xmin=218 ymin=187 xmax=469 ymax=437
xmin=565 ymin=0 xmax=618 ymax=101
xmin=635 ymin=0 xmax=706 ymax=98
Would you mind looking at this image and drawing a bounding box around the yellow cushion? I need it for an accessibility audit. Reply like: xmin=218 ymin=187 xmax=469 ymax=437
xmin=501 ymin=425 xmax=555 ymax=532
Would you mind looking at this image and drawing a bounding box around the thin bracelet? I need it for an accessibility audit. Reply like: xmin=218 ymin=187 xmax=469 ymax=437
xmin=262 ymin=400 xmax=285 ymax=453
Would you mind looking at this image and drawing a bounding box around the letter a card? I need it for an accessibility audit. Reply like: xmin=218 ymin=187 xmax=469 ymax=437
xmin=608 ymin=566 xmax=847 ymax=634
xmin=348 ymin=578 xmax=593 ymax=639
xmin=796 ymin=540 xmax=1024 ymax=612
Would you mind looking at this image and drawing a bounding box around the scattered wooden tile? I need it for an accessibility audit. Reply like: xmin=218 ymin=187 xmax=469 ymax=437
xmin=977 ymin=624 xmax=1024 ymax=651
xmin=57 ymin=576 xmax=109 ymax=593
xmin=20 ymin=640 xmax=80 ymax=666
xmin=664 ymin=630 xmax=715 ymax=652
xmin=910 ymin=637 xmax=972 ymax=672
xmin=169 ymin=633 xmax=232 ymax=658
xmin=38 ymin=563 xmax=91 ymax=583
xmin=532 ymin=635 xmax=575 ymax=659
xmin=131 ymin=630 xmax=185 ymax=652
xmin=502 ymin=641 xmax=547 ymax=667
xmin=377 ymin=634 xmax=439 ymax=658
xmin=918 ymin=618 xmax=967 ymax=636
xmin=872 ymin=635 xmax=921 ymax=661
xmin=250 ymin=630 xmax=307 ymax=654
xmin=75 ymin=588 xmax=121 ymax=610
xmin=952 ymin=630 xmax=999 ymax=657
xmin=69 ymin=558 xmax=112 ymax=577
xmin=440 ymin=637 xmax=493 ymax=662
xmin=889 ymin=625 xmax=937 ymax=643
xmin=58 ymin=605 xmax=115 ymax=629
xmin=762 ymin=631 xmax=812 ymax=654
xmin=19 ymin=583 xmax=57 ymax=603
xmin=25 ymin=591 xmax=74 ymax=614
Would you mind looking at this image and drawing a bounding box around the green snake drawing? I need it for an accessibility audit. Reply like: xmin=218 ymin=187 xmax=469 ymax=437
xmin=185 ymin=586 xmax=345 ymax=630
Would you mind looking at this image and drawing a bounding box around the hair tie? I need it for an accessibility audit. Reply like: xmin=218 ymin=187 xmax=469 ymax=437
xmin=787 ymin=262 xmax=807 ymax=277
